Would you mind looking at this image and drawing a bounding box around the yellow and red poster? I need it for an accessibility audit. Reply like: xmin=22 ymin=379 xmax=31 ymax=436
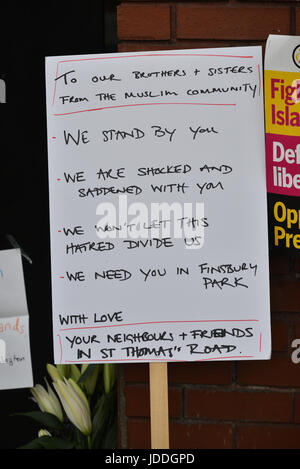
xmin=265 ymin=35 xmax=300 ymax=252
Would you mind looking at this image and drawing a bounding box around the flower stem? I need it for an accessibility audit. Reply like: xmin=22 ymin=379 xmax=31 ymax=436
xmin=87 ymin=435 xmax=92 ymax=449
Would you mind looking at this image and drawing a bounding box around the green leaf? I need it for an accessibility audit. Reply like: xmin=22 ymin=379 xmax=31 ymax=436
xmin=12 ymin=411 xmax=64 ymax=430
xmin=91 ymin=394 xmax=109 ymax=448
xmin=18 ymin=438 xmax=45 ymax=449
xmin=78 ymin=364 xmax=98 ymax=384
xmin=19 ymin=436 xmax=74 ymax=450
xmin=101 ymin=418 xmax=118 ymax=449
xmin=91 ymin=390 xmax=117 ymax=449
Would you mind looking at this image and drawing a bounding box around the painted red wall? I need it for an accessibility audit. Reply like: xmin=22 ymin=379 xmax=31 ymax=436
xmin=116 ymin=0 xmax=300 ymax=449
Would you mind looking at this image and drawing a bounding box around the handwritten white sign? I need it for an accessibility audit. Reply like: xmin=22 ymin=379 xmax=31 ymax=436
xmin=0 ymin=249 xmax=33 ymax=389
xmin=45 ymin=47 xmax=271 ymax=364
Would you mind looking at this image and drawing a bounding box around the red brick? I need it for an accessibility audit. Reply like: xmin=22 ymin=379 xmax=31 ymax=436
xmin=271 ymin=318 xmax=289 ymax=352
xmin=168 ymin=361 xmax=232 ymax=385
xmin=186 ymin=388 xmax=293 ymax=422
xmin=127 ymin=419 xmax=151 ymax=449
xmin=296 ymin=8 xmax=300 ymax=36
xmin=238 ymin=0 xmax=293 ymax=2
xmin=123 ymin=361 xmax=232 ymax=385
xmin=128 ymin=419 xmax=234 ymax=449
xmin=118 ymin=42 xmax=174 ymax=53
xmin=170 ymin=422 xmax=233 ymax=449
xmin=293 ymin=393 xmax=300 ymax=422
xmin=176 ymin=5 xmax=290 ymax=40
xmin=237 ymin=424 xmax=300 ymax=449
xmin=269 ymin=253 xmax=290 ymax=275
xmin=120 ymin=0 xmax=225 ymax=2
xmin=270 ymin=280 xmax=300 ymax=313
xmin=294 ymin=320 xmax=300 ymax=340
xmin=237 ymin=355 xmax=300 ymax=387
xmin=123 ymin=363 xmax=149 ymax=383
xmin=125 ymin=385 xmax=182 ymax=417
xmin=295 ymin=257 xmax=300 ymax=273
xmin=118 ymin=4 xmax=171 ymax=40
xmin=118 ymin=40 xmax=232 ymax=53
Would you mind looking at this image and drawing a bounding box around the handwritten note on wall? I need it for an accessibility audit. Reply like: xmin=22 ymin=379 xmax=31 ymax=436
xmin=0 ymin=249 xmax=33 ymax=390
xmin=45 ymin=47 xmax=271 ymax=364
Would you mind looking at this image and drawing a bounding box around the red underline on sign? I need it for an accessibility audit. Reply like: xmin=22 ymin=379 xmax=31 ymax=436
xmin=259 ymin=333 xmax=262 ymax=352
xmin=58 ymin=318 xmax=259 ymax=332
xmin=57 ymin=54 xmax=254 ymax=65
xmin=53 ymin=102 xmax=236 ymax=116
xmin=62 ymin=356 xmax=255 ymax=364
xmin=57 ymin=334 xmax=63 ymax=363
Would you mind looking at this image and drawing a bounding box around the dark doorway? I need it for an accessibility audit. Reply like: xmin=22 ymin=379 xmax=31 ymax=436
xmin=0 ymin=1 xmax=117 ymax=449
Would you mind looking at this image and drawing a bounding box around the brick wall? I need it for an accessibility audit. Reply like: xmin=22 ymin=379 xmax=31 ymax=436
xmin=116 ymin=0 xmax=300 ymax=449
xmin=117 ymin=0 xmax=300 ymax=53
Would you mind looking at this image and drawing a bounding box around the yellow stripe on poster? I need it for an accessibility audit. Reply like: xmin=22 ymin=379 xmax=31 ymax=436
xmin=265 ymin=70 xmax=300 ymax=136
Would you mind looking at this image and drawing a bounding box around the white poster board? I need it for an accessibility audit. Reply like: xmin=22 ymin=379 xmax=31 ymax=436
xmin=0 ymin=249 xmax=33 ymax=389
xmin=45 ymin=47 xmax=271 ymax=364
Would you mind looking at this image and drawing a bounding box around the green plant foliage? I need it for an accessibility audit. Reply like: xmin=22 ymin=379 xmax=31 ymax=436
xmin=14 ymin=363 xmax=117 ymax=449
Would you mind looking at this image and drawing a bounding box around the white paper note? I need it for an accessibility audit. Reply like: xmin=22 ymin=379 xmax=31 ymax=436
xmin=0 ymin=249 xmax=33 ymax=390
xmin=45 ymin=46 xmax=271 ymax=364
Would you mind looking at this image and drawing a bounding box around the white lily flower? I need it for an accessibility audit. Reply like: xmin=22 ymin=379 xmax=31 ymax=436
xmin=53 ymin=378 xmax=92 ymax=436
xmin=47 ymin=364 xmax=64 ymax=382
xmin=30 ymin=381 xmax=64 ymax=422
xmin=38 ymin=429 xmax=52 ymax=437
